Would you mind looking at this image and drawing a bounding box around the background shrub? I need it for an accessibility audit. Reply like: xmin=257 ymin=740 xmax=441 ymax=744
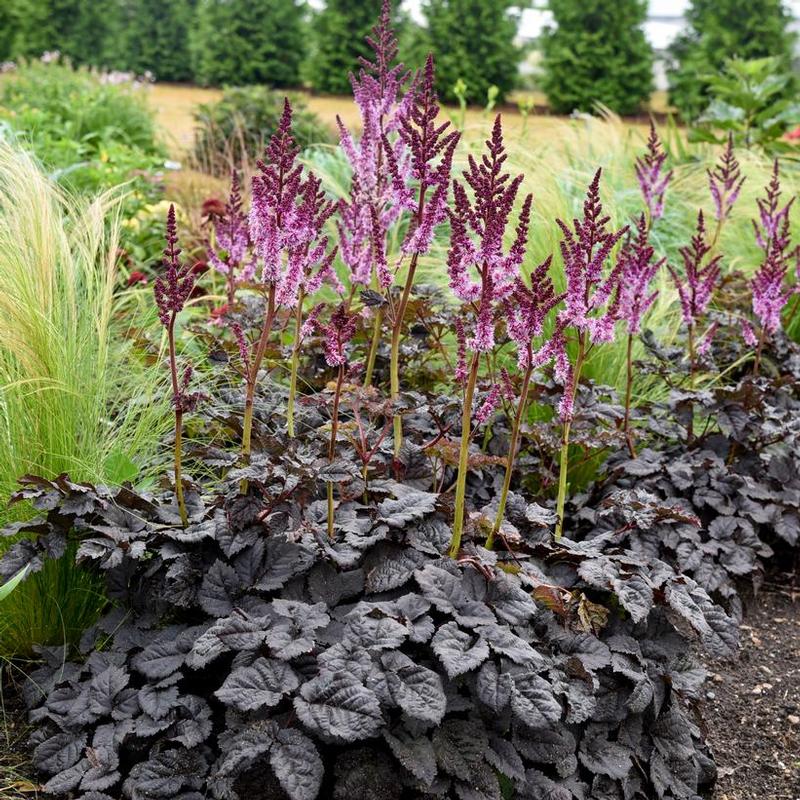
xmin=417 ymin=0 xmax=521 ymax=105
xmin=192 ymin=86 xmax=335 ymax=176
xmin=192 ymin=0 xmax=305 ymax=88
xmin=307 ymin=0 xmax=381 ymax=95
xmin=540 ymin=0 xmax=654 ymax=116
xmin=106 ymin=0 xmax=194 ymax=82
xmin=667 ymin=0 xmax=797 ymax=122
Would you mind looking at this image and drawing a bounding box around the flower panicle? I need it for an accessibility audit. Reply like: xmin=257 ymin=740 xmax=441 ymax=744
xmin=154 ymin=204 xmax=195 ymax=326
xmin=249 ymin=99 xmax=340 ymax=307
xmin=668 ymin=210 xmax=722 ymax=327
xmin=316 ymin=304 xmax=358 ymax=367
xmin=556 ymin=169 xmax=629 ymax=343
xmin=395 ymin=55 xmax=461 ymax=258
xmin=635 ymin=121 xmax=673 ymax=222
xmin=619 ymin=214 xmax=665 ymax=334
xmin=447 ymin=115 xmax=531 ymax=354
xmin=708 ymin=133 xmax=745 ymax=222
xmin=207 ymin=170 xmax=255 ymax=282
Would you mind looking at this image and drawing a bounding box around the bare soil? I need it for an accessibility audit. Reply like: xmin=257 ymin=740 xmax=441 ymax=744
xmin=704 ymin=567 xmax=800 ymax=800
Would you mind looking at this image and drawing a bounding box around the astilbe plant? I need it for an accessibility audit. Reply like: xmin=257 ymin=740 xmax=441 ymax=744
xmin=708 ymin=133 xmax=745 ymax=230
xmin=744 ymin=160 xmax=797 ymax=373
xmin=244 ymin=99 xmax=339 ymax=449
xmin=446 ymin=115 xmax=534 ymax=557
xmin=206 ymin=170 xmax=255 ymax=310
xmin=154 ymin=205 xmax=199 ymax=527
xmin=553 ymin=170 xmax=628 ymax=539
xmin=388 ymin=54 xmax=460 ymax=456
xmin=336 ymin=0 xmax=412 ymax=387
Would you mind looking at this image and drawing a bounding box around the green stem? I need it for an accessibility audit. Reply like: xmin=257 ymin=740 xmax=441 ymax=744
xmin=287 ymin=289 xmax=305 ymax=437
xmin=448 ymin=352 xmax=480 ymax=558
xmin=364 ymin=306 xmax=382 ymax=388
xmin=241 ymin=286 xmax=276 ymax=492
xmin=623 ymin=332 xmax=636 ymax=458
xmin=390 ymin=252 xmax=420 ymax=456
xmin=327 ymin=365 xmax=345 ymax=538
xmin=486 ymin=366 xmax=533 ymax=550
xmin=554 ymin=333 xmax=586 ymax=541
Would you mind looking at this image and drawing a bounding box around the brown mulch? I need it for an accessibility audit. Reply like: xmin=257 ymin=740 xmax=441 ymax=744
xmin=704 ymin=573 xmax=800 ymax=800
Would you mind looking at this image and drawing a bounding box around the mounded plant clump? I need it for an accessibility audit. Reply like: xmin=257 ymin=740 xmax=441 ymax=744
xmin=1 ymin=3 xmax=799 ymax=799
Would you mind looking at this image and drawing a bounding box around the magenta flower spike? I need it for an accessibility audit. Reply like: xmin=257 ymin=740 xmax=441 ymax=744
xmin=552 ymin=170 xmax=628 ymax=539
xmin=619 ymin=214 xmax=665 ymax=335
xmin=249 ymin=99 xmax=340 ymax=308
xmin=635 ymin=122 xmax=673 ymax=223
xmin=448 ymin=115 xmax=532 ymax=353
xmin=747 ymin=162 xmax=797 ymax=366
xmin=314 ymin=304 xmax=358 ymax=368
xmin=206 ymin=170 xmax=255 ymax=308
xmin=555 ymin=169 xmax=629 ymax=354
xmin=708 ymin=134 xmax=745 ymax=222
xmin=389 ymin=52 xmax=460 ymax=456
xmin=337 ymin=0 xmax=411 ymax=291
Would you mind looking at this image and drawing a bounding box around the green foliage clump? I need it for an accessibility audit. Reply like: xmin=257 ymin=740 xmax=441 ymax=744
xmin=417 ymin=0 xmax=521 ymax=105
xmin=192 ymin=86 xmax=334 ymax=176
xmin=540 ymin=0 xmax=653 ymax=116
xmin=0 ymin=61 xmax=163 ymax=194
xmin=192 ymin=0 xmax=305 ymax=87
xmin=690 ymin=57 xmax=800 ymax=154
xmin=668 ymin=0 xmax=796 ymax=122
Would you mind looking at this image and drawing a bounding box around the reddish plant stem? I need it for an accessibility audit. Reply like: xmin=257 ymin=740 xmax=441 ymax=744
xmin=327 ymin=364 xmax=346 ymax=538
xmin=166 ymin=311 xmax=188 ymax=527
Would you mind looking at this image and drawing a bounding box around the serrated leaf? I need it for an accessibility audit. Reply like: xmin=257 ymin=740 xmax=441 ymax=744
xmin=382 ymin=651 xmax=446 ymax=724
xmin=294 ymin=673 xmax=383 ymax=742
xmin=511 ymin=673 xmax=562 ymax=728
xmin=475 ymin=661 xmax=512 ymax=712
xmin=215 ymin=658 xmax=299 ymax=712
xmin=431 ymin=622 xmax=489 ymax=678
xmin=383 ymin=728 xmax=437 ymax=786
xmin=270 ymin=728 xmax=324 ymax=800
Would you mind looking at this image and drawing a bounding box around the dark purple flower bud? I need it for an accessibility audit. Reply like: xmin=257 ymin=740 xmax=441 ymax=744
xmin=154 ymin=205 xmax=195 ymax=327
xmin=708 ymin=134 xmax=745 ymax=222
xmin=231 ymin=322 xmax=250 ymax=367
xmin=635 ymin=122 xmax=673 ymax=222
xmin=315 ymin=304 xmax=358 ymax=367
xmin=474 ymin=385 xmax=501 ymax=425
xmin=740 ymin=317 xmax=758 ymax=347
xmin=454 ymin=317 xmax=467 ymax=383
